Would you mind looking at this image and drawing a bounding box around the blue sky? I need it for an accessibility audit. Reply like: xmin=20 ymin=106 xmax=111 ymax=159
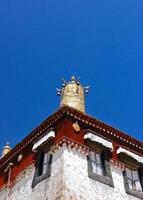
xmin=0 ymin=0 xmax=143 ymax=150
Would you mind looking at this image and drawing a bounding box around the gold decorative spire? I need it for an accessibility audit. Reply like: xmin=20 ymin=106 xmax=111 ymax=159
xmin=1 ymin=142 xmax=11 ymax=158
xmin=57 ymin=76 xmax=89 ymax=112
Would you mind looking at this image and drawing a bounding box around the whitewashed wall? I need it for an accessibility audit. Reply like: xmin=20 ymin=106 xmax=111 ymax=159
xmin=62 ymin=148 xmax=140 ymax=200
xmin=0 ymin=147 xmax=141 ymax=200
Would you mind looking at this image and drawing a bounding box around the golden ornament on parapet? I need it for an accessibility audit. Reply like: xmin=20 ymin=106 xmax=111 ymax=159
xmin=56 ymin=76 xmax=90 ymax=112
xmin=1 ymin=142 xmax=11 ymax=158
xmin=17 ymin=154 xmax=23 ymax=162
xmin=72 ymin=122 xmax=80 ymax=132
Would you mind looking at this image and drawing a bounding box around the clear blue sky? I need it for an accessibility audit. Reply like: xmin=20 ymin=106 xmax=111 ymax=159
xmin=0 ymin=0 xmax=143 ymax=150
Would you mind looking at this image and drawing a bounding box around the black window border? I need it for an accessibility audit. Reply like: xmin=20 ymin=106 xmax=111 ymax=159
xmin=123 ymin=168 xmax=143 ymax=199
xmin=87 ymin=152 xmax=114 ymax=187
xmin=32 ymin=151 xmax=53 ymax=188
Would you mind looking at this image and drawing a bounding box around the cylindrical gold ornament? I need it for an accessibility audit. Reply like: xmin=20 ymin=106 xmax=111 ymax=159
xmin=57 ymin=76 xmax=89 ymax=112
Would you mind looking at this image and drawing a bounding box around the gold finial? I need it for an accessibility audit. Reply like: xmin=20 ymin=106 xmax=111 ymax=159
xmin=57 ymin=76 xmax=90 ymax=112
xmin=1 ymin=142 xmax=11 ymax=158
xmin=70 ymin=76 xmax=76 ymax=82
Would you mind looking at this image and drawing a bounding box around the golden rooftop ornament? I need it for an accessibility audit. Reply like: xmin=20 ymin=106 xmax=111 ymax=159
xmin=1 ymin=142 xmax=11 ymax=158
xmin=57 ymin=76 xmax=89 ymax=112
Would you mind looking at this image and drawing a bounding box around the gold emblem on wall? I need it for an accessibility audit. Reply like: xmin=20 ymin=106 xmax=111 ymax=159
xmin=72 ymin=122 xmax=80 ymax=132
xmin=17 ymin=154 xmax=23 ymax=162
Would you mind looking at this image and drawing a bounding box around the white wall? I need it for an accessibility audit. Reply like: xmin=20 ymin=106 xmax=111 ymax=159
xmin=62 ymin=148 xmax=140 ymax=200
xmin=0 ymin=149 xmax=65 ymax=200
xmin=0 ymin=147 xmax=141 ymax=200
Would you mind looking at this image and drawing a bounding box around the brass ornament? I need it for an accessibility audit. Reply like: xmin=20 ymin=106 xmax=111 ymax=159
xmin=17 ymin=154 xmax=23 ymax=162
xmin=72 ymin=122 xmax=80 ymax=132
xmin=57 ymin=76 xmax=90 ymax=112
xmin=1 ymin=142 xmax=11 ymax=158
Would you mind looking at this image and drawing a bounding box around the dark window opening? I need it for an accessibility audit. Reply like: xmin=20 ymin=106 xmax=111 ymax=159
xmin=32 ymin=150 xmax=52 ymax=188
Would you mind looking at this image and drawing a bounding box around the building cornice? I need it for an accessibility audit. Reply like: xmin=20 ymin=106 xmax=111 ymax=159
xmin=0 ymin=106 xmax=142 ymax=172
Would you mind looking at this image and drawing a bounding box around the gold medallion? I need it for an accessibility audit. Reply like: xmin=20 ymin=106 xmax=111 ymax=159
xmin=72 ymin=123 xmax=80 ymax=132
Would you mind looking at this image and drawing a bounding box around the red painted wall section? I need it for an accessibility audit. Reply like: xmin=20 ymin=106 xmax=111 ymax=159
xmin=0 ymin=146 xmax=35 ymax=189
xmin=112 ymin=142 xmax=119 ymax=160
xmin=55 ymin=118 xmax=85 ymax=145
xmin=11 ymin=152 xmax=35 ymax=182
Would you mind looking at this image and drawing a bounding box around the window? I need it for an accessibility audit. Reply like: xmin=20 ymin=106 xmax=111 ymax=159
xmin=123 ymin=168 xmax=143 ymax=199
xmin=126 ymin=169 xmax=142 ymax=192
xmin=88 ymin=150 xmax=113 ymax=187
xmin=32 ymin=150 xmax=52 ymax=188
xmin=90 ymin=151 xmax=104 ymax=176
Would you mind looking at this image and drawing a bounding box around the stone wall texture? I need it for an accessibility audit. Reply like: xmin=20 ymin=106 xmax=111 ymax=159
xmin=0 ymin=147 xmax=142 ymax=200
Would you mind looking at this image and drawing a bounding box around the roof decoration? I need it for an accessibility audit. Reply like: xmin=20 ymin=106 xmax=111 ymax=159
xmin=56 ymin=76 xmax=90 ymax=112
xmin=1 ymin=142 xmax=11 ymax=158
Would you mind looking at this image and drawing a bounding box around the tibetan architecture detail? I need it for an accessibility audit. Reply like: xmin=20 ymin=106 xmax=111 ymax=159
xmin=57 ymin=76 xmax=89 ymax=112
xmin=0 ymin=77 xmax=143 ymax=200
xmin=1 ymin=142 xmax=11 ymax=158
